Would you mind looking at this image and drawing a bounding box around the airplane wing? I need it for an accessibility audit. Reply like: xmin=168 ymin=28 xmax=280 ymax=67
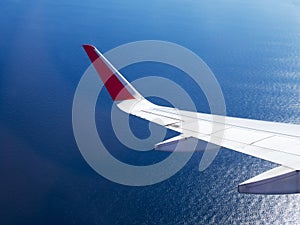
xmin=83 ymin=44 xmax=300 ymax=194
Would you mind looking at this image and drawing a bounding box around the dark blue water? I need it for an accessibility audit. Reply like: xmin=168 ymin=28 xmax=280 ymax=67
xmin=1 ymin=0 xmax=300 ymax=224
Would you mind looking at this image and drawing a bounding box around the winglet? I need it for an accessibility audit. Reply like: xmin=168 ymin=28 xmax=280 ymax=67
xmin=83 ymin=44 xmax=142 ymax=101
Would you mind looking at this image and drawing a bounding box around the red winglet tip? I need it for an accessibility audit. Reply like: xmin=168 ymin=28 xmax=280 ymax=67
xmin=82 ymin=44 xmax=95 ymax=49
xmin=82 ymin=44 xmax=136 ymax=101
xmin=82 ymin=44 xmax=99 ymax=63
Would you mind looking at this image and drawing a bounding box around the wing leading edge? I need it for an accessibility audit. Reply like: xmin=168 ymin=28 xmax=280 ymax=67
xmin=83 ymin=44 xmax=300 ymax=194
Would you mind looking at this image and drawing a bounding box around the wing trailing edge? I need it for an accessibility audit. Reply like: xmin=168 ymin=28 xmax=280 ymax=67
xmin=238 ymin=166 xmax=300 ymax=194
xmin=155 ymin=135 xmax=219 ymax=152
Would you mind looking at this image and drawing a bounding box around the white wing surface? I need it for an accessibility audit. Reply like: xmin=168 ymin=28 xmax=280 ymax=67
xmin=83 ymin=44 xmax=300 ymax=194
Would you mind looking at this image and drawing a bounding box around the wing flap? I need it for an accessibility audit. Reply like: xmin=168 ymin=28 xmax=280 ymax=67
xmin=155 ymin=136 xmax=198 ymax=152
xmin=155 ymin=135 xmax=218 ymax=152
xmin=238 ymin=166 xmax=300 ymax=194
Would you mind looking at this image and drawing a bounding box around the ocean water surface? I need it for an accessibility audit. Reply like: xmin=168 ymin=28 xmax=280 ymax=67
xmin=1 ymin=0 xmax=300 ymax=224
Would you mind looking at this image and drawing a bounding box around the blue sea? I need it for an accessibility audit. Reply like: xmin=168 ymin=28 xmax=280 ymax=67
xmin=1 ymin=0 xmax=300 ymax=224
